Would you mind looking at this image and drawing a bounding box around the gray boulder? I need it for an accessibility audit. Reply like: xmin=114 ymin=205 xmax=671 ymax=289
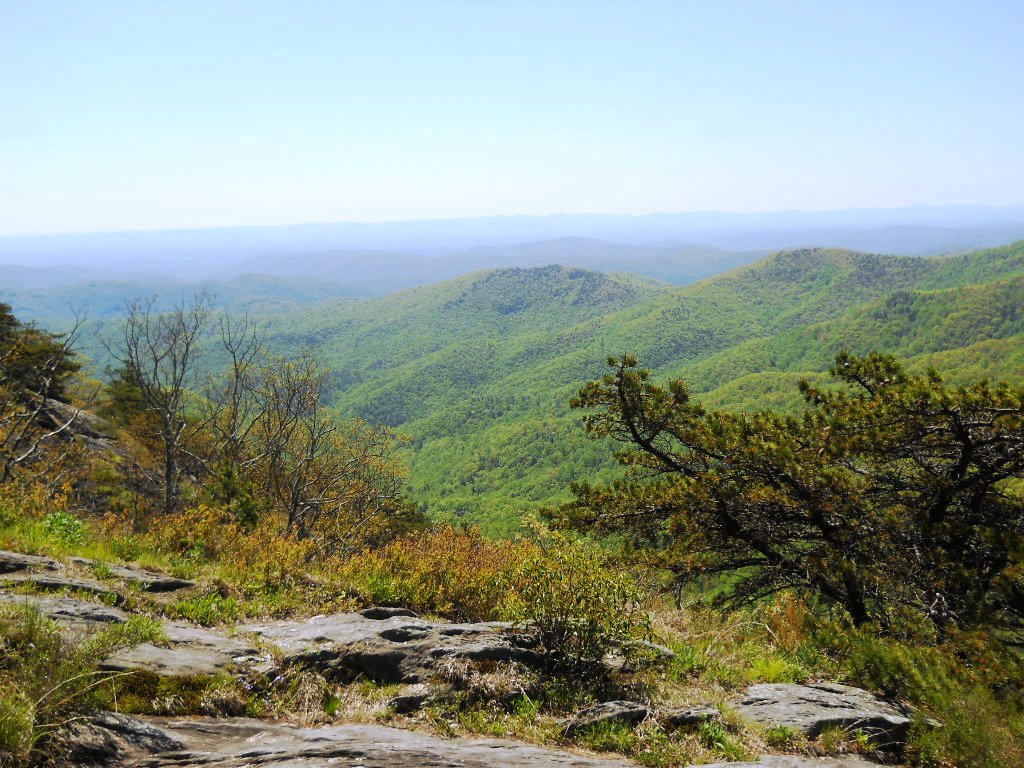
xmin=734 ymin=682 xmax=920 ymax=745
xmin=241 ymin=610 xmax=542 ymax=683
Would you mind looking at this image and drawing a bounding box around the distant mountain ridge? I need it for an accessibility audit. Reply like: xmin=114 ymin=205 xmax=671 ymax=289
xmin=3 ymin=205 xmax=1023 ymax=280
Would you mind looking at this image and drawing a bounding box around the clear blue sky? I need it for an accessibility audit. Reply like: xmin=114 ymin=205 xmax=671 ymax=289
xmin=2 ymin=1 xmax=1022 ymax=235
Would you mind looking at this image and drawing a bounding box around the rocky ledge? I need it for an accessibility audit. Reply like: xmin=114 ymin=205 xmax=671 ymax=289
xmin=241 ymin=606 xmax=543 ymax=683
xmin=65 ymin=716 xmax=640 ymax=768
xmin=733 ymin=683 xmax=928 ymax=746
xmin=2 ymin=548 xmax=939 ymax=767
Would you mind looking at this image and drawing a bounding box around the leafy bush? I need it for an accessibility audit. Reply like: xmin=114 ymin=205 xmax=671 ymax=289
xmin=39 ymin=511 xmax=85 ymax=547
xmin=500 ymin=520 xmax=652 ymax=670
xmin=337 ymin=522 xmax=651 ymax=670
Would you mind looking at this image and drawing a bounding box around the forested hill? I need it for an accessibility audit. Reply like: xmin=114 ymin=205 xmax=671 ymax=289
xmin=262 ymin=265 xmax=670 ymax=425
xmin=257 ymin=242 xmax=1024 ymax=533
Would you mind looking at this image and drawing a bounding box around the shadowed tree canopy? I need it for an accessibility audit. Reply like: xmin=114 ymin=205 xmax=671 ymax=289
xmin=0 ymin=302 xmax=80 ymax=403
xmin=0 ymin=303 xmax=82 ymax=483
xmin=557 ymin=352 xmax=1024 ymax=639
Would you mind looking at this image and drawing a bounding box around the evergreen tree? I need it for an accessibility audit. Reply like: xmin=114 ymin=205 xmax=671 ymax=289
xmin=558 ymin=352 xmax=1024 ymax=638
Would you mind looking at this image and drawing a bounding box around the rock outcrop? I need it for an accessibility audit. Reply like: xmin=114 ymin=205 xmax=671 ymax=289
xmin=560 ymin=701 xmax=650 ymax=735
xmin=0 ymin=592 xmax=130 ymax=626
xmin=101 ymin=621 xmax=266 ymax=677
xmin=2 ymin=546 xmax=938 ymax=768
xmin=733 ymin=683 xmax=919 ymax=746
xmin=70 ymin=556 xmax=195 ymax=593
xmin=0 ymin=548 xmax=193 ymax=600
xmin=0 ymin=549 xmax=60 ymax=573
xmin=65 ymin=716 xmax=639 ymax=768
xmin=241 ymin=607 xmax=542 ymax=683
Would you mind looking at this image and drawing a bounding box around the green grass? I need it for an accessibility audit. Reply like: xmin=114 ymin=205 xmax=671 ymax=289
xmin=0 ymin=605 xmax=164 ymax=767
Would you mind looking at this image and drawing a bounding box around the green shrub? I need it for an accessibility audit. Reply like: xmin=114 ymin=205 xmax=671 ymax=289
xmin=168 ymin=593 xmax=238 ymax=626
xmin=818 ymin=623 xmax=1024 ymax=767
xmin=500 ymin=519 xmax=651 ymax=671
xmin=39 ymin=511 xmax=85 ymax=547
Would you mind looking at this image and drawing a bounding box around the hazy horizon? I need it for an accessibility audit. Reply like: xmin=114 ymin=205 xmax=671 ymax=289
xmin=3 ymin=203 xmax=1024 ymax=241
xmin=3 ymin=1 xmax=1023 ymax=236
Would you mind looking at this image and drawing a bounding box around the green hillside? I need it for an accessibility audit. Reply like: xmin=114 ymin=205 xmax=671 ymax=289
xmin=255 ymin=241 xmax=1024 ymax=533
xmin=685 ymin=275 xmax=1024 ymax=398
xmin=264 ymin=266 xmax=671 ymax=425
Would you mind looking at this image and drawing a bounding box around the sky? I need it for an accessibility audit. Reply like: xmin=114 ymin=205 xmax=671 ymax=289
xmin=1 ymin=1 xmax=1022 ymax=236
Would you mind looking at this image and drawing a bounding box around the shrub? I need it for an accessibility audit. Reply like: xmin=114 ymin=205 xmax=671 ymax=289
xmin=500 ymin=519 xmax=652 ymax=671
xmin=337 ymin=525 xmax=528 ymax=621
xmin=818 ymin=622 xmax=1024 ymax=767
xmin=39 ymin=511 xmax=85 ymax=547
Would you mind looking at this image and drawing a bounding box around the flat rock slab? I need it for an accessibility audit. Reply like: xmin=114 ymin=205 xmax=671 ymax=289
xmin=98 ymin=717 xmax=639 ymax=767
xmin=699 ymin=758 xmax=885 ymax=768
xmin=0 ymin=592 xmax=130 ymax=627
xmin=70 ymin=556 xmax=194 ymax=593
xmin=663 ymin=704 xmax=720 ymax=727
xmin=0 ymin=549 xmax=60 ymax=573
xmin=561 ymin=701 xmax=650 ymax=735
xmin=241 ymin=608 xmax=541 ymax=683
xmin=734 ymin=683 xmax=915 ymax=745
xmin=102 ymin=621 xmax=265 ymax=677
xmin=2 ymin=570 xmax=123 ymax=601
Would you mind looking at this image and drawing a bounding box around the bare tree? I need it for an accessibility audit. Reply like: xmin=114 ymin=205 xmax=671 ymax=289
xmin=197 ymin=315 xmax=266 ymax=523
xmin=205 ymin=314 xmax=263 ymax=468
xmin=113 ymin=293 xmax=211 ymax=515
xmin=250 ymin=352 xmax=406 ymax=554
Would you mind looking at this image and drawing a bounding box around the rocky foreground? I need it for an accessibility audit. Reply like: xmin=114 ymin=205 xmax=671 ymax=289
xmin=1 ymin=550 xmax=931 ymax=767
